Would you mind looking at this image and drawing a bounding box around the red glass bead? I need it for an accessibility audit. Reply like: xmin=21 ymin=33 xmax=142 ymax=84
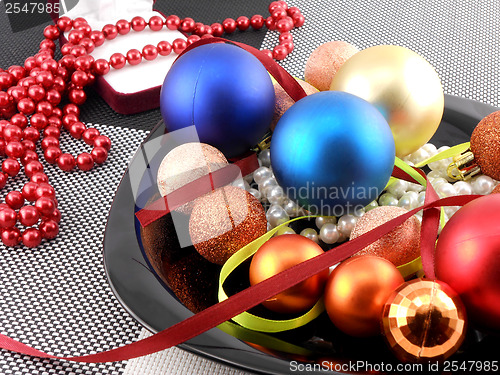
xmin=25 ymin=160 xmax=44 ymax=178
xmin=69 ymin=121 xmax=86 ymax=139
xmin=52 ymin=107 xmax=62 ymax=118
xmin=41 ymin=136 xmax=59 ymax=151
xmin=4 ymin=125 xmax=22 ymax=142
xmin=276 ymin=17 xmax=294 ymax=33
xmin=48 ymin=116 xmax=62 ymax=129
xmin=93 ymin=135 xmax=111 ymax=151
xmin=271 ymin=7 xmax=288 ymax=21
xmin=116 ymin=19 xmax=131 ymax=35
xmin=273 ymin=44 xmax=288 ymax=60
xmin=36 ymin=101 xmax=53 ymax=117
xmin=23 ymin=127 xmax=40 ymax=142
xmin=57 ymin=153 xmax=76 ymax=171
xmin=5 ymin=141 xmax=25 ymax=159
xmin=40 ymin=220 xmax=59 ymax=239
xmin=126 ymin=49 xmax=143 ymax=65
xmin=91 ymin=147 xmax=108 ymax=164
xmin=43 ymin=24 xmax=60 ymax=40
xmin=0 ymin=72 xmax=14 ymax=90
xmin=166 ymin=15 xmax=181 ymax=30
xmin=110 ymin=53 xmax=126 ymax=69
xmin=18 ymin=205 xmax=40 ymax=226
xmin=0 ymin=140 xmax=5 ymax=157
xmin=81 ymin=128 xmax=99 ymax=145
xmin=102 ymin=24 xmax=118 ymax=40
xmin=0 ymin=207 xmax=17 ymax=228
xmin=36 ymin=71 xmax=54 ymax=88
xmin=279 ymin=32 xmax=293 ymax=43
xmin=71 ymin=70 xmax=89 ymax=87
xmin=21 ymin=151 xmax=39 ymax=167
xmin=68 ymin=29 xmax=85 ymax=44
xmin=157 ymin=41 xmax=172 ymax=56
xmin=45 ymin=208 xmax=61 ymax=223
xmin=236 ymin=16 xmax=250 ymax=31
xmin=74 ymin=55 xmax=94 ymax=72
xmin=27 ymin=85 xmax=45 ymax=102
xmin=22 ymin=182 xmax=39 ymax=201
xmin=77 ymin=152 xmax=94 ymax=171
xmin=40 ymin=39 xmax=56 ymax=51
xmin=43 ymin=126 xmax=60 ymax=139
xmin=30 ymin=113 xmax=48 ymax=130
xmin=59 ymin=55 xmax=75 ymax=70
xmin=62 ymin=113 xmax=79 ymax=129
xmin=131 ymin=16 xmax=147 ymax=31
xmin=0 ymin=172 xmax=6 ymax=189
xmin=292 ymin=13 xmax=305 ymax=27
xmin=172 ymin=39 xmax=187 ymax=54
xmin=180 ymin=18 xmax=195 ymax=33
xmin=21 ymin=139 xmax=35 ymax=152
xmin=142 ymin=45 xmax=158 ymax=61
xmin=269 ymin=1 xmax=283 ymax=13
xmin=11 ymin=114 xmax=28 ymax=129
xmin=222 ymin=18 xmax=237 ymax=33
xmin=93 ymin=59 xmax=110 ymax=75
xmin=2 ymin=227 xmax=21 ymax=246
xmin=287 ymin=6 xmax=301 ymax=16
xmin=60 ymin=43 xmax=74 ymax=56
xmin=211 ymin=23 xmax=224 ymax=37
xmin=44 ymin=146 xmax=62 ymax=164
xmin=79 ymin=38 xmax=95 ymax=54
xmin=6 ymin=191 xmax=24 ymax=210
xmin=187 ymin=35 xmax=201 ymax=45
xmin=68 ymin=89 xmax=86 ymax=105
xmin=149 ymin=16 xmax=164 ymax=31
xmin=24 ymin=57 xmax=37 ymax=71
xmin=281 ymin=40 xmax=294 ymax=53
xmin=73 ymin=17 xmax=88 ymax=28
xmin=30 ymin=172 xmax=48 ymax=184
xmin=261 ymin=49 xmax=273 ymax=59
xmin=22 ymin=228 xmax=42 ymax=248
xmin=35 ymin=197 xmax=56 ymax=216
xmin=46 ymin=89 xmax=62 ymax=106
xmin=57 ymin=17 xmax=73 ymax=32
xmin=35 ymin=183 xmax=56 ymax=200
xmin=17 ymin=98 xmax=35 ymax=115
xmin=63 ymin=103 xmax=80 ymax=117
xmin=90 ymin=31 xmax=105 ymax=47
xmin=250 ymin=15 xmax=265 ymax=29
xmin=265 ymin=17 xmax=276 ymax=31
xmin=0 ymin=91 xmax=11 ymax=108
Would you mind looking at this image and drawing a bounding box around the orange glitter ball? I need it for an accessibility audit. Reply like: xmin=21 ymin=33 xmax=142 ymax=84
xmin=189 ymin=186 xmax=267 ymax=265
xmin=382 ymin=279 xmax=467 ymax=363
xmin=470 ymin=110 xmax=500 ymax=180
xmin=350 ymin=206 xmax=421 ymax=267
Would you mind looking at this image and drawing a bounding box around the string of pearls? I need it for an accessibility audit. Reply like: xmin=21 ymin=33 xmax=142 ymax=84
xmin=235 ymin=142 xmax=499 ymax=246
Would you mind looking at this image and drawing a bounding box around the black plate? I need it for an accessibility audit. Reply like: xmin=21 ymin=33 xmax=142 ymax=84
xmin=103 ymin=95 xmax=498 ymax=375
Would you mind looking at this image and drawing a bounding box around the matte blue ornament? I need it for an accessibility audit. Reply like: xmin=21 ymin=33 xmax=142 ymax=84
xmin=271 ymin=91 xmax=395 ymax=216
xmin=160 ymin=43 xmax=275 ymax=158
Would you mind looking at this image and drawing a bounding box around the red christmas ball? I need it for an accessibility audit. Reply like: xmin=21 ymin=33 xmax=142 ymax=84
xmin=435 ymin=194 xmax=500 ymax=331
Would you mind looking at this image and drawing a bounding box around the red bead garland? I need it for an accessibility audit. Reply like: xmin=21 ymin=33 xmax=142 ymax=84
xmin=0 ymin=2 xmax=304 ymax=248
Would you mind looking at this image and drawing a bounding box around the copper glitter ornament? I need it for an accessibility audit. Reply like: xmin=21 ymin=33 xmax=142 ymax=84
xmin=449 ymin=111 xmax=500 ymax=180
xmin=270 ymin=78 xmax=318 ymax=131
xmin=249 ymin=234 xmax=329 ymax=314
xmin=382 ymin=279 xmax=467 ymax=363
xmin=350 ymin=206 xmax=421 ymax=267
xmin=324 ymin=256 xmax=404 ymax=337
xmin=492 ymin=184 xmax=500 ymax=194
xmin=189 ymin=186 xmax=267 ymax=265
xmin=304 ymin=41 xmax=359 ymax=91
xmin=157 ymin=142 xmax=228 ymax=214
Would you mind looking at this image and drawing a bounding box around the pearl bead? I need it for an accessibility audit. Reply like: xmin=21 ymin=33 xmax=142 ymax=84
xmin=453 ymin=180 xmax=472 ymax=195
xmin=248 ymin=188 xmax=262 ymax=202
xmin=253 ymin=166 xmax=272 ymax=185
xmin=398 ymin=191 xmax=419 ymax=210
xmin=283 ymin=198 xmax=300 ymax=217
xmin=266 ymin=205 xmax=289 ymax=228
xmin=378 ymin=192 xmax=398 ymax=206
xmin=471 ymin=175 xmax=495 ymax=195
xmin=418 ymin=191 xmax=426 ymax=206
xmin=435 ymin=182 xmax=457 ymax=198
xmin=258 ymin=176 xmax=277 ymax=197
xmin=300 ymin=228 xmax=319 ymax=243
xmin=387 ymin=179 xmax=409 ymax=199
xmin=353 ymin=206 xmax=365 ymax=217
xmin=422 ymin=143 xmax=438 ymax=156
xmin=409 ymin=148 xmax=430 ymax=165
xmin=444 ymin=206 xmax=460 ymax=219
xmin=407 ymin=182 xmax=424 ymax=193
xmin=315 ymin=216 xmax=336 ymax=229
xmin=275 ymin=226 xmax=295 ymax=236
xmin=266 ymin=185 xmax=285 ymax=205
xmin=430 ymin=177 xmax=448 ymax=188
xmin=364 ymin=200 xmax=379 ymax=212
xmin=427 ymin=170 xmax=447 ymax=180
xmin=258 ymin=149 xmax=271 ymax=167
xmin=319 ymin=223 xmax=339 ymax=244
xmin=231 ymin=178 xmax=250 ymax=191
xmin=428 ymin=146 xmax=452 ymax=171
xmin=337 ymin=214 xmax=357 ymax=237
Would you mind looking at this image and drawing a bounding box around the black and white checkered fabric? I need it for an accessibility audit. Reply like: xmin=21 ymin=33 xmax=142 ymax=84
xmin=1 ymin=1 xmax=499 ymax=374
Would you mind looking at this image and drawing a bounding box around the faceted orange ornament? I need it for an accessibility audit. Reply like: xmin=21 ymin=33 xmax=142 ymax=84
xmin=382 ymin=279 xmax=467 ymax=363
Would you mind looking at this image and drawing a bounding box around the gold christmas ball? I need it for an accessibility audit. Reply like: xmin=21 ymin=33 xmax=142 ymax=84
xmin=324 ymin=256 xmax=404 ymax=337
xmin=470 ymin=110 xmax=500 ymax=180
xmin=270 ymin=78 xmax=318 ymax=131
xmin=249 ymin=234 xmax=329 ymax=314
xmin=157 ymin=142 xmax=228 ymax=214
xmin=189 ymin=186 xmax=267 ymax=265
xmin=330 ymin=45 xmax=444 ymax=157
xmin=350 ymin=206 xmax=421 ymax=267
xmin=382 ymin=279 xmax=467 ymax=363
xmin=304 ymin=41 xmax=360 ymax=91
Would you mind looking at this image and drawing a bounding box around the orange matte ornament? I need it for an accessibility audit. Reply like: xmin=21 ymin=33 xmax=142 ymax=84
xmin=324 ymin=256 xmax=404 ymax=337
xmin=249 ymin=234 xmax=329 ymax=314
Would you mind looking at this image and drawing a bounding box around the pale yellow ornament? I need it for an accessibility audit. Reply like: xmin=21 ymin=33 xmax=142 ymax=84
xmin=330 ymin=45 xmax=444 ymax=157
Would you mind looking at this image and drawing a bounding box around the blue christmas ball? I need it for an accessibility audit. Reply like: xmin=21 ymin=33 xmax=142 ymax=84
xmin=271 ymin=91 xmax=395 ymax=216
xmin=160 ymin=43 xmax=275 ymax=158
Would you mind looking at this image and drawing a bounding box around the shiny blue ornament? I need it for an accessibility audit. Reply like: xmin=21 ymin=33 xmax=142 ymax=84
xmin=271 ymin=91 xmax=395 ymax=216
xmin=160 ymin=43 xmax=275 ymax=158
